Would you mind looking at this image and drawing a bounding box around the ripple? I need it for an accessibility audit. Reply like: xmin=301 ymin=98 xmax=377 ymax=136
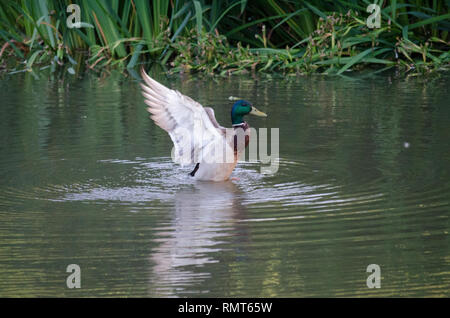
xmin=1 ymin=156 xmax=449 ymax=225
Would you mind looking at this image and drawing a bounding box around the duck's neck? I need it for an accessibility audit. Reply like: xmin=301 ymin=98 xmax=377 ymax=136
xmin=232 ymin=121 xmax=249 ymax=130
xmin=231 ymin=116 xmax=245 ymax=125
xmin=231 ymin=121 xmax=248 ymax=128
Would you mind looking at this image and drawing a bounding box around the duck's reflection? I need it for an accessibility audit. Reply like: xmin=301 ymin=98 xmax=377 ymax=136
xmin=148 ymin=181 xmax=247 ymax=296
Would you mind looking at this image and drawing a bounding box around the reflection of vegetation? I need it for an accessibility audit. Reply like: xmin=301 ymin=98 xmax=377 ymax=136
xmin=0 ymin=0 xmax=448 ymax=76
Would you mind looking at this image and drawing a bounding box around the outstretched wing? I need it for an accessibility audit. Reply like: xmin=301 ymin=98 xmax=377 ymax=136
xmin=140 ymin=68 xmax=232 ymax=165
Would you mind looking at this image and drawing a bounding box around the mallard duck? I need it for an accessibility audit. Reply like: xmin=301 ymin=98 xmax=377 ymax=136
xmin=140 ymin=68 xmax=267 ymax=181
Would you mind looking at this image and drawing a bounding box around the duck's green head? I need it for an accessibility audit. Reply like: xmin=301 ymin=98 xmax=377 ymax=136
xmin=231 ymin=100 xmax=267 ymax=125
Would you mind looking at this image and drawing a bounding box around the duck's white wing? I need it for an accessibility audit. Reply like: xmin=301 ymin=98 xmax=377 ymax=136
xmin=140 ymin=68 xmax=232 ymax=166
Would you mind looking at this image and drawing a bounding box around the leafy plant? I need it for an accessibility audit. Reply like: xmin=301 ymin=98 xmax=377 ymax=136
xmin=0 ymin=0 xmax=448 ymax=76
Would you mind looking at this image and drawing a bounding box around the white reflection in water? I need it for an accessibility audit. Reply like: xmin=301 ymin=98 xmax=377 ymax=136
xmin=148 ymin=181 xmax=246 ymax=296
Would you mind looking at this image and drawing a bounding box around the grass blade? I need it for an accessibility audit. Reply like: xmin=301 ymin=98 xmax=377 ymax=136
xmin=337 ymin=48 xmax=376 ymax=74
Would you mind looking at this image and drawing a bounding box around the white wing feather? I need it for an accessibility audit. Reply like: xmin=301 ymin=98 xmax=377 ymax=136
xmin=140 ymin=68 xmax=233 ymax=166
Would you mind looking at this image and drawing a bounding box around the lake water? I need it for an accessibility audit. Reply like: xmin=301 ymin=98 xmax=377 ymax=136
xmin=0 ymin=70 xmax=448 ymax=297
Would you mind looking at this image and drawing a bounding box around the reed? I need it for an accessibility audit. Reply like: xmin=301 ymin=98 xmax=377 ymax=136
xmin=0 ymin=0 xmax=448 ymax=76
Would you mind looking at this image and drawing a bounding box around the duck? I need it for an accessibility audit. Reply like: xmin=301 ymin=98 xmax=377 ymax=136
xmin=140 ymin=68 xmax=267 ymax=181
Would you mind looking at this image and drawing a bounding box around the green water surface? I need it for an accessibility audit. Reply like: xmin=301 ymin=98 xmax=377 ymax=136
xmin=0 ymin=71 xmax=449 ymax=297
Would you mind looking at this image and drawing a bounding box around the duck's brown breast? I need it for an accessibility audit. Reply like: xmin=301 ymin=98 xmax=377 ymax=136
xmin=233 ymin=122 xmax=250 ymax=154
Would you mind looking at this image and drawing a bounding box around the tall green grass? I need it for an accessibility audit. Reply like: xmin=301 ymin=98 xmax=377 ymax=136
xmin=0 ymin=0 xmax=448 ymax=76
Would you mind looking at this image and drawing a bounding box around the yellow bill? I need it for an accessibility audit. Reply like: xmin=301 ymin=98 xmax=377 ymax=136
xmin=250 ymin=106 xmax=268 ymax=117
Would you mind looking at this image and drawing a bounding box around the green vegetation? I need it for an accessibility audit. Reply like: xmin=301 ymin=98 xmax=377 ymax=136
xmin=0 ymin=0 xmax=449 ymax=76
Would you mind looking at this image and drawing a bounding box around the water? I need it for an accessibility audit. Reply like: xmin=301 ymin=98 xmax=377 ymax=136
xmin=0 ymin=71 xmax=449 ymax=297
